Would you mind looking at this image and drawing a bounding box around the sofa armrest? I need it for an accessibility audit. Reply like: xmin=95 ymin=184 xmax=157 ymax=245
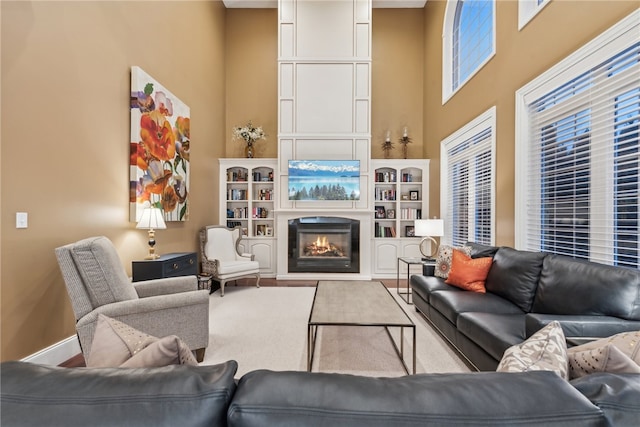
xmin=526 ymin=313 xmax=640 ymax=341
xmin=571 ymin=373 xmax=640 ymax=427
xmin=133 ymin=275 xmax=198 ymax=297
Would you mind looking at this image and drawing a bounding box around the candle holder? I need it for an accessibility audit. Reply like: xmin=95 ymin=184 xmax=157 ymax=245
xmin=381 ymin=130 xmax=394 ymax=159
xmin=399 ymin=127 xmax=412 ymax=159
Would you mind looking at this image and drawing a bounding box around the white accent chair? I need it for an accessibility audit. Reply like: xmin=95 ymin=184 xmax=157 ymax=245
xmin=200 ymin=226 xmax=260 ymax=296
xmin=55 ymin=236 xmax=210 ymax=362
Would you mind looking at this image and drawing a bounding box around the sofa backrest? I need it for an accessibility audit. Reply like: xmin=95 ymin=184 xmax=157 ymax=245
xmin=532 ymin=254 xmax=640 ymax=320
xmin=1 ymin=360 xmax=238 ymax=427
xmin=485 ymin=247 xmax=546 ymax=313
xmin=465 ymin=241 xmax=500 ymax=258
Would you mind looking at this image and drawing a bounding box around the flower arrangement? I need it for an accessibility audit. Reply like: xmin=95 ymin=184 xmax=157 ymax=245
xmin=232 ymin=121 xmax=266 ymax=158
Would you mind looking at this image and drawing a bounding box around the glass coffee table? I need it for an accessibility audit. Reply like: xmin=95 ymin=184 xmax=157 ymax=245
xmin=307 ymin=280 xmax=416 ymax=374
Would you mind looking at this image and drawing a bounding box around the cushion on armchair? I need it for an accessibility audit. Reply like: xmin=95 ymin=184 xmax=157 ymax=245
xmin=217 ymin=260 xmax=260 ymax=276
xmin=87 ymin=314 xmax=197 ymax=368
xmin=70 ymin=236 xmax=138 ymax=307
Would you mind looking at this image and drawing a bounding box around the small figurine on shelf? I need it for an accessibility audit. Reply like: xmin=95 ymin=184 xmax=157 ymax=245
xmin=399 ymin=126 xmax=412 ymax=159
xmin=381 ymin=130 xmax=394 ymax=159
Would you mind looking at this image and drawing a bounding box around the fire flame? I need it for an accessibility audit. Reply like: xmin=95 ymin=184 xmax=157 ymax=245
xmin=315 ymin=235 xmax=329 ymax=251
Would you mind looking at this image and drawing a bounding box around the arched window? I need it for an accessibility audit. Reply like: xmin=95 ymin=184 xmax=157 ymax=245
xmin=443 ymin=0 xmax=495 ymax=103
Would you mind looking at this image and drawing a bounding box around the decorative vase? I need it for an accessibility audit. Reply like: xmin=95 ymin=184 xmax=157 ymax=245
xmin=245 ymin=141 xmax=254 ymax=158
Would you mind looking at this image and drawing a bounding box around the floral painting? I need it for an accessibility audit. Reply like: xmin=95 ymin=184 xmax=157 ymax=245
xmin=130 ymin=66 xmax=190 ymax=222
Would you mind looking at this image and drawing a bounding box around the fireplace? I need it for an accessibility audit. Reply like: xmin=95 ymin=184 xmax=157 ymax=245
xmin=288 ymin=217 xmax=360 ymax=273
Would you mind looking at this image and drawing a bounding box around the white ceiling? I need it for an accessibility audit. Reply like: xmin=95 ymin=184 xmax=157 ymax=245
xmin=222 ymin=0 xmax=428 ymax=8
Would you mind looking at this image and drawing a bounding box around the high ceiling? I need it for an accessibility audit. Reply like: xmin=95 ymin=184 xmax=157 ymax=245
xmin=222 ymin=0 xmax=428 ymax=8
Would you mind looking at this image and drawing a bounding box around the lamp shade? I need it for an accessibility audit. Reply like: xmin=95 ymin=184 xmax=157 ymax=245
xmin=414 ymin=219 xmax=444 ymax=237
xmin=136 ymin=207 xmax=167 ymax=230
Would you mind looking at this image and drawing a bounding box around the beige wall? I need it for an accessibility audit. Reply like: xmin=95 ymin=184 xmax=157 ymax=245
xmin=1 ymin=0 xmax=227 ymax=361
xmin=225 ymin=9 xmax=278 ymax=159
xmin=372 ymin=9 xmax=424 ymax=159
xmin=423 ymin=0 xmax=638 ymax=244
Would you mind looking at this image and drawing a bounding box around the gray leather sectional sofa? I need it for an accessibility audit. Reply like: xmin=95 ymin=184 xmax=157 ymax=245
xmin=2 ymin=360 xmax=639 ymax=426
xmin=410 ymin=242 xmax=640 ymax=371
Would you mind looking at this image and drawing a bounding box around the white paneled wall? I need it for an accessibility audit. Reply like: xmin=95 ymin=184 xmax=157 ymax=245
xmin=276 ymin=0 xmax=373 ymax=279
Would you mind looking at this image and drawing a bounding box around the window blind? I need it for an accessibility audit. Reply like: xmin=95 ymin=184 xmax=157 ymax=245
xmin=524 ymin=42 xmax=640 ymax=267
xmin=447 ymin=127 xmax=493 ymax=247
xmin=453 ymin=0 xmax=494 ymax=90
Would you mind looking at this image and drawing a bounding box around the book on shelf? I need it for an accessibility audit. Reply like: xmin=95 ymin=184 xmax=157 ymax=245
xmin=400 ymin=208 xmax=422 ymax=219
xmin=375 ymin=188 xmax=396 ymax=201
xmin=401 ymin=173 xmax=414 ymax=182
xmin=228 ymin=189 xmax=247 ymax=200
xmin=257 ymin=189 xmax=273 ymax=200
xmin=374 ymin=222 xmax=396 ymax=238
xmin=227 ymin=170 xmax=248 ymax=182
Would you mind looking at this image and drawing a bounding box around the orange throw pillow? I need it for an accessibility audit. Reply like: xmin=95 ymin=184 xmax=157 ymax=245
xmin=445 ymin=249 xmax=493 ymax=293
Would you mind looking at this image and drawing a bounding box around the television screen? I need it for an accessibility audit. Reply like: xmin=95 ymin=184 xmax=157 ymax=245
xmin=288 ymin=160 xmax=360 ymax=201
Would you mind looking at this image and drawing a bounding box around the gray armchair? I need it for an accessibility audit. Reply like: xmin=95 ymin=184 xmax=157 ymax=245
xmin=55 ymin=236 xmax=209 ymax=362
xmin=200 ymin=225 xmax=260 ymax=296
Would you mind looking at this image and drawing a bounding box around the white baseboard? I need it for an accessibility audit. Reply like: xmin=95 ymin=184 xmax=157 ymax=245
xmin=21 ymin=336 xmax=81 ymax=366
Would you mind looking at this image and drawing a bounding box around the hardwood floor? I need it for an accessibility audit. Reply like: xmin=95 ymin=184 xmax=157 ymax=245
xmin=58 ymin=278 xmax=402 ymax=368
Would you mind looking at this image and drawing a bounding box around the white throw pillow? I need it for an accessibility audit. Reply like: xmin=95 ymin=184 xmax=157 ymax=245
xmin=497 ymin=321 xmax=569 ymax=380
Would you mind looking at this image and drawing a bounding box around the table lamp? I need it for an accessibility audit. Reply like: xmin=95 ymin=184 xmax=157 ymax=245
xmin=136 ymin=206 xmax=167 ymax=260
xmin=414 ymin=219 xmax=444 ymax=260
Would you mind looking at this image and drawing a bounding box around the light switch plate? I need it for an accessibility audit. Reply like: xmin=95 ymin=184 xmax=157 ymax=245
xmin=16 ymin=212 xmax=28 ymax=228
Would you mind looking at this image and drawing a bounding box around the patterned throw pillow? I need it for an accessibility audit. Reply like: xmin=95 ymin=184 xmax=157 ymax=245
xmin=496 ymin=321 xmax=569 ymax=380
xmin=567 ymin=330 xmax=640 ymax=363
xmin=87 ymin=314 xmax=197 ymax=368
xmin=445 ymin=249 xmax=493 ymax=293
xmin=434 ymin=245 xmax=472 ymax=279
xmin=568 ymin=344 xmax=640 ymax=379
xmin=566 ymin=330 xmax=640 ymax=379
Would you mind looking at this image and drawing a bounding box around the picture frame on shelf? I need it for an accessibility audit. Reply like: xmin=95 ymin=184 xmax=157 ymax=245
xmin=375 ymin=206 xmax=386 ymax=219
xmin=265 ymin=227 xmax=273 ymax=237
xmin=256 ymin=224 xmax=267 ymax=236
xmin=241 ymin=227 xmax=248 ymax=236
xmin=405 ymin=225 xmax=415 ymax=237
xmin=410 ymin=190 xmax=419 ymax=200
xmin=386 ymin=209 xmax=396 ymax=219
xmin=401 ymin=194 xmax=409 ymax=200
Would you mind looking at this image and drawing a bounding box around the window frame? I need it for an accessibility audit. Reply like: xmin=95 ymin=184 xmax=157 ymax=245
xmin=518 ymin=0 xmax=552 ymax=31
xmin=442 ymin=0 xmax=496 ymax=105
xmin=515 ymin=10 xmax=639 ymax=265
xmin=441 ymin=106 xmax=497 ymax=246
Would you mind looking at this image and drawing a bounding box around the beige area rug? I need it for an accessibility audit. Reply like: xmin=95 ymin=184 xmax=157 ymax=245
xmin=202 ymin=283 xmax=470 ymax=378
